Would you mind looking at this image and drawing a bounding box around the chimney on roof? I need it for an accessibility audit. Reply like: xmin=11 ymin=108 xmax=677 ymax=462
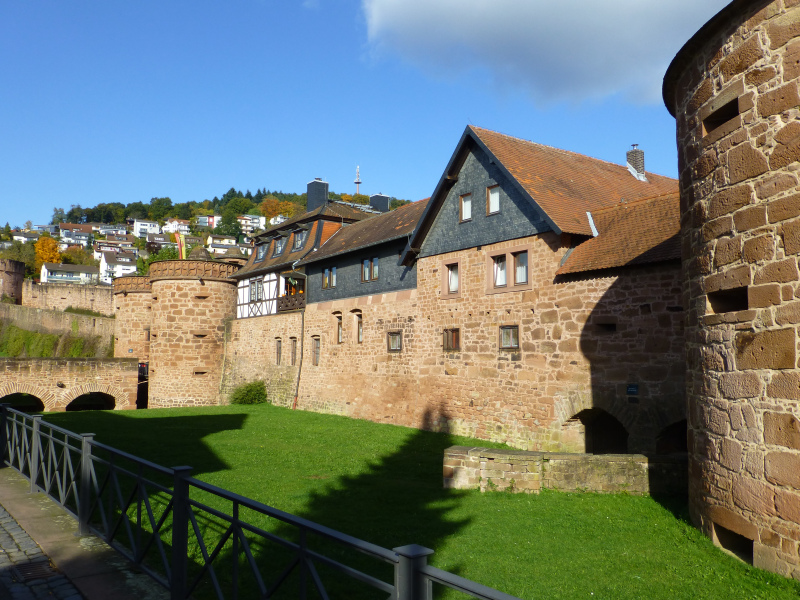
xmin=626 ymin=144 xmax=648 ymax=182
xmin=307 ymin=178 xmax=329 ymax=212
xmin=369 ymin=193 xmax=390 ymax=213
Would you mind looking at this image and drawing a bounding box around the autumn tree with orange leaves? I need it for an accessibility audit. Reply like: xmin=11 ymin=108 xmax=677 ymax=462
xmin=34 ymin=235 xmax=61 ymax=273
xmin=259 ymin=196 xmax=297 ymax=222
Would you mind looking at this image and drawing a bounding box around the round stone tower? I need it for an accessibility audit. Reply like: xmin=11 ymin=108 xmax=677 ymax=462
xmin=0 ymin=259 xmax=25 ymax=304
xmin=113 ymin=276 xmax=153 ymax=361
xmin=664 ymin=0 xmax=800 ymax=577
xmin=147 ymin=253 xmax=239 ymax=408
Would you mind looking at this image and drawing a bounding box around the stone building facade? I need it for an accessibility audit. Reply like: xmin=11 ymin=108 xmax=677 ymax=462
xmin=664 ymin=0 xmax=800 ymax=578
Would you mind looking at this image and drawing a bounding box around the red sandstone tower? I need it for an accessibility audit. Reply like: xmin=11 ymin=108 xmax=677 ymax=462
xmin=147 ymin=252 xmax=238 ymax=408
xmin=113 ymin=276 xmax=153 ymax=361
xmin=664 ymin=0 xmax=800 ymax=577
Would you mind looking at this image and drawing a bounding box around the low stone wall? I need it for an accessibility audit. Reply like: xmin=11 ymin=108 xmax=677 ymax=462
xmin=22 ymin=281 xmax=114 ymax=316
xmin=0 ymin=303 xmax=115 ymax=341
xmin=444 ymin=446 xmax=688 ymax=496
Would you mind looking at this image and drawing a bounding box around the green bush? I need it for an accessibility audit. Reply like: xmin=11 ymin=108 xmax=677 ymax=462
xmin=64 ymin=306 xmax=111 ymax=318
xmin=229 ymin=380 xmax=268 ymax=405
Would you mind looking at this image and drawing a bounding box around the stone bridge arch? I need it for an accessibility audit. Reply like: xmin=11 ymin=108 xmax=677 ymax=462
xmin=0 ymin=382 xmax=55 ymax=408
xmin=61 ymin=382 xmax=129 ymax=411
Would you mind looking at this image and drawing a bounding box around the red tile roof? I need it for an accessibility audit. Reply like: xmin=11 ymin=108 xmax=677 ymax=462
xmin=469 ymin=126 xmax=679 ymax=235
xmin=556 ymin=192 xmax=681 ymax=275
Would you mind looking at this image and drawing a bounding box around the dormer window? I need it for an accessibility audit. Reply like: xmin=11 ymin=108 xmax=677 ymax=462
xmin=256 ymin=245 xmax=268 ymax=261
xmin=293 ymin=230 xmax=307 ymax=250
xmin=274 ymin=238 xmax=286 ymax=256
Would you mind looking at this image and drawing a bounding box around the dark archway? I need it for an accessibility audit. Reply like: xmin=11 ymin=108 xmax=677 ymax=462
xmin=569 ymin=408 xmax=629 ymax=454
xmin=66 ymin=392 xmax=116 ymax=412
xmin=0 ymin=393 xmax=45 ymax=413
xmin=656 ymin=419 xmax=688 ymax=455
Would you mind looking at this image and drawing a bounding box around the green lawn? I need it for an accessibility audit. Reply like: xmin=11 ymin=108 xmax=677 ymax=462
xmin=42 ymin=404 xmax=800 ymax=600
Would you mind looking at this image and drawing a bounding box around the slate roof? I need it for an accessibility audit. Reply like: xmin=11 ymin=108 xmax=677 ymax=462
xmin=556 ymin=192 xmax=681 ymax=275
xmin=296 ymin=199 xmax=430 ymax=266
xmin=469 ymin=126 xmax=679 ymax=236
xmin=254 ymin=202 xmax=375 ymax=240
xmin=43 ymin=263 xmax=100 ymax=274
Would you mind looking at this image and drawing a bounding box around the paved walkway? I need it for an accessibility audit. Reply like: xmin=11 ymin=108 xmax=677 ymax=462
xmin=0 ymin=468 xmax=167 ymax=600
xmin=0 ymin=504 xmax=82 ymax=600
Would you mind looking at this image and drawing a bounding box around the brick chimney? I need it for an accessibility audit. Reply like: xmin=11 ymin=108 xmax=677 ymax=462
xmin=626 ymin=145 xmax=647 ymax=182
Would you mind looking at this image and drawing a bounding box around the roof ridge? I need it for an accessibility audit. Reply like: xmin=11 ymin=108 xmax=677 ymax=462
xmin=470 ymin=125 xmax=677 ymax=180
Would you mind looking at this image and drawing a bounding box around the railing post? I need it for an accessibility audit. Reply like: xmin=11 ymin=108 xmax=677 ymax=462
xmin=170 ymin=466 xmax=193 ymax=600
xmin=394 ymin=545 xmax=434 ymax=600
xmin=0 ymin=404 xmax=8 ymax=467
xmin=29 ymin=415 xmax=42 ymax=493
xmin=77 ymin=433 xmax=95 ymax=536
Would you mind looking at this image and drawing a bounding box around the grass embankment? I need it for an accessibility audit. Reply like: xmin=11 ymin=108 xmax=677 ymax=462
xmin=45 ymin=405 xmax=800 ymax=600
xmin=0 ymin=321 xmax=112 ymax=358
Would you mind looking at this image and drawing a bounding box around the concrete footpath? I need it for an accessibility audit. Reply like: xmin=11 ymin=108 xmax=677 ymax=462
xmin=0 ymin=468 xmax=167 ymax=600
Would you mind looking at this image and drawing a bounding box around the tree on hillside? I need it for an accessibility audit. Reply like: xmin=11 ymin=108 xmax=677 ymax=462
xmin=66 ymin=204 xmax=85 ymax=224
xmin=259 ymin=196 xmax=297 ymax=221
xmin=390 ymin=199 xmax=412 ymax=210
xmin=214 ymin=211 xmax=242 ymax=238
xmin=50 ymin=208 xmax=66 ymax=225
xmin=148 ymin=197 xmax=173 ymax=222
xmin=127 ymin=202 xmax=149 ymax=220
xmin=34 ymin=235 xmax=61 ymax=273
xmin=61 ymin=245 xmax=97 ymax=266
xmin=225 ymin=197 xmax=254 ymax=216
xmin=1 ymin=241 xmax=37 ymax=277
xmin=137 ymin=245 xmax=180 ymax=276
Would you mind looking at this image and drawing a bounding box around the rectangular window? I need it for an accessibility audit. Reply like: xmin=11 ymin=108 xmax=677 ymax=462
xmin=323 ymin=268 xmax=330 ymax=289
xmin=276 ymin=339 xmax=282 ymax=365
xmin=362 ymin=258 xmax=379 ymax=282
xmin=250 ymin=279 xmax=264 ymax=302
xmin=356 ymin=314 xmax=363 ymax=343
xmin=514 ymin=251 xmax=528 ymax=285
xmin=493 ymin=255 xmax=507 ymax=287
xmin=312 ymin=337 xmax=320 ymax=366
xmin=487 ymin=186 xmax=500 ymax=214
xmin=443 ymin=328 xmax=460 ymax=352
xmin=500 ymin=325 xmax=519 ymax=349
xmin=274 ymin=238 xmax=286 ymax=256
xmin=336 ymin=315 xmax=343 ymax=343
xmin=447 ymin=263 xmax=459 ymax=294
xmin=293 ymin=230 xmax=307 ymax=250
xmin=460 ymin=194 xmax=472 ymax=222
xmin=387 ymin=331 xmax=402 ymax=352
xmin=331 ymin=266 xmax=337 ymax=287
xmin=291 ymin=338 xmax=297 ymax=365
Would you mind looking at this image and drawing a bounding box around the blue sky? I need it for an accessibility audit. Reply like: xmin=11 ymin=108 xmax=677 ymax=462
xmin=0 ymin=0 xmax=728 ymax=227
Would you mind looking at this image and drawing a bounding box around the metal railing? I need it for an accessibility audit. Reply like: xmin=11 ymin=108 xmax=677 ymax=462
xmin=0 ymin=405 xmax=522 ymax=600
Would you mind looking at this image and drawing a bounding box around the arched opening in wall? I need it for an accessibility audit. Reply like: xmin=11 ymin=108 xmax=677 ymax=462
xmin=137 ymin=362 xmax=149 ymax=409
xmin=0 ymin=393 xmax=45 ymax=413
xmin=66 ymin=392 xmax=115 ymax=412
xmin=656 ymin=419 xmax=688 ymax=455
xmin=567 ymin=408 xmax=629 ymax=454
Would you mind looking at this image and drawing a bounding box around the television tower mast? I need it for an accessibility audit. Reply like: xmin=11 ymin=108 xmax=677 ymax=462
xmin=354 ymin=165 xmax=362 ymax=195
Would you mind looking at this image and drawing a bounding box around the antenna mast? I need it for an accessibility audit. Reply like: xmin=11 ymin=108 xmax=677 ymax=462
xmin=354 ymin=165 xmax=362 ymax=195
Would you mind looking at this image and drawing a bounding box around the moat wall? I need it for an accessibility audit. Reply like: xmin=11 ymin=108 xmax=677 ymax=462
xmin=23 ymin=280 xmax=114 ymax=316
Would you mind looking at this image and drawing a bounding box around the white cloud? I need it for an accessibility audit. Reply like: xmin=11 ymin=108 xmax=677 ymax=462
xmin=362 ymin=0 xmax=729 ymax=104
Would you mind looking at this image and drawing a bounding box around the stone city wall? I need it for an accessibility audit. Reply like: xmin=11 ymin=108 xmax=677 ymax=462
xmin=22 ymin=280 xmax=114 ymax=316
xmin=0 ymin=302 xmax=115 ymax=342
xmin=666 ymin=0 xmax=800 ymax=578
xmin=113 ymin=276 xmax=152 ymax=361
xmin=222 ymin=311 xmax=302 ymax=407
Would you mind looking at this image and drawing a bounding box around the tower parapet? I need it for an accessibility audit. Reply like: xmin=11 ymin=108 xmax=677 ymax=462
xmin=664 ymin=0 xmax=800 ymax=578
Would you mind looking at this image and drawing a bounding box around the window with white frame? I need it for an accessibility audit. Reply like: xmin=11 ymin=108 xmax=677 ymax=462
xmin=274 ymin=238 xmax=286 ymax=256
xmin=460 ymin=194 xmax=472 ymax=222
xmin=486 ymin=244 xmax=532 ymax=295
xmin=514 ymin=251 xmax=528 ymax=285
xmin=293 ymin=230 xmax=307 ymax=250
xmin=387 ymin=331 xmax=402 ymax=352
xmin=487 ymin=186 xmax=500 ymax=215
xmin=499 ymin=325 xmax=519 ymax=350
xmin=493 ymin=255 xmax=507 ymax=287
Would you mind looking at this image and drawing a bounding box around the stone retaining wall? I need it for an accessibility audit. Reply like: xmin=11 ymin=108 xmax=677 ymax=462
xmin=0 ymin=303 xmax=115 ymax=342
xmin=444 ymin=446 xmax=688 ymax=495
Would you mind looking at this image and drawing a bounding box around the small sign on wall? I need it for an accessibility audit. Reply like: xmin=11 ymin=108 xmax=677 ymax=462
xmin=128 ymin=349 xmax=133 ymax=353
xmin=626 ymin=384 xmax=639 ymax=396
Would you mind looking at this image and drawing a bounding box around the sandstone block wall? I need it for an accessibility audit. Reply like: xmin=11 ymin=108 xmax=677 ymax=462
xmin=666 ymin=0 xmax=800 ymax=578
xmin=113 ymin=276 xmax=152 ymax=361
xmin=0 ymin=358 xmax=138 ymax=411
xmin=443 ymin=446 xmax=687 ymax=495
xmin=148 ymin=261 xmax=237 ymax=408
xmin=0 ymin=303 xmax=115 ymax=343
xmin=0 ymin=260 xmax=24 ymax=304
xmin=23 ymin=281 xmax=114 ymax=316
xmin=222 ymin=311 xmax=302 ymax=406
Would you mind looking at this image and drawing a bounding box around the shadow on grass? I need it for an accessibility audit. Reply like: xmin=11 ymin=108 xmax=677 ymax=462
xmin=186 ymin=407 xmax=471 ymax=600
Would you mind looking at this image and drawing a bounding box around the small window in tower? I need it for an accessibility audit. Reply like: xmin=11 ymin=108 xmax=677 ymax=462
xmin=707 ymin=287 xmax=748 ymax=314
xmin=276 ymin=338 xmax=282 ymax=365
xmin=291 ymin=337 xmax=297 ymax=365
xmin=702 ymin=98 xmax=740 ymax=137
xmin=387 ymin=331 xmax=402 ymax=352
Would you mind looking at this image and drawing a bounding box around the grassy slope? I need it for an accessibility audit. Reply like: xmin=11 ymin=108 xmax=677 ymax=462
xmin=44 ymin=405 xmax=800 ymax=600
